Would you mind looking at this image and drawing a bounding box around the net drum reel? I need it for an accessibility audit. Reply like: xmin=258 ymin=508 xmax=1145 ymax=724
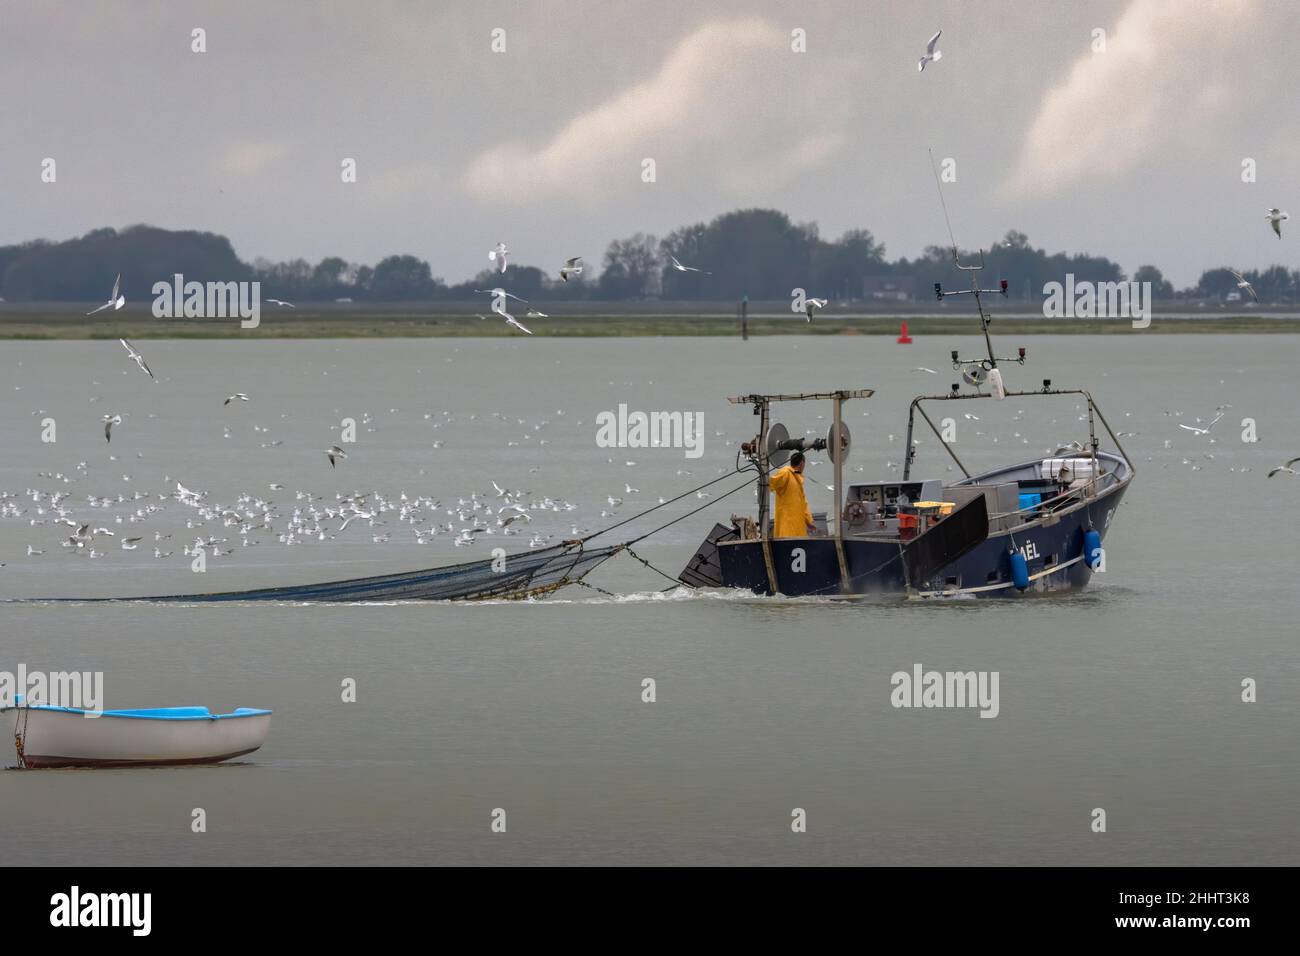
xmin=766 ymin=422 xmax=791 ymax=466
xmin=758 ymin=421 xmax=830 ymax=464
xmin=826 ymin=421 xmax=851 ymax=465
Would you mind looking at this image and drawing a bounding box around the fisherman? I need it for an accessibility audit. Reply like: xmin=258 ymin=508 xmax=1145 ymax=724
xmin=769 ymin=451 xmax=816 ymax=537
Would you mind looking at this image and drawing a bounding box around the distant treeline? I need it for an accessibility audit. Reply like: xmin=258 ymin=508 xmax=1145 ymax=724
xmin=2 ymin=212 xmax=1296 ymax=304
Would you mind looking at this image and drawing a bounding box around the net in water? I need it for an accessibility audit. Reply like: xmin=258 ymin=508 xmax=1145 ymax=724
xmin=27 ymin=540 xmax=623 ymax=603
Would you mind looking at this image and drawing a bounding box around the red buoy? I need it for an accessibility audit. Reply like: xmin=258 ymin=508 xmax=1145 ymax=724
xmin=896 ymin=321 xmax=913 ymax=344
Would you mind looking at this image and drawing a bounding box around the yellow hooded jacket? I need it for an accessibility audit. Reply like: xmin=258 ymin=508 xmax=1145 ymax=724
xmin=769 ymin=464 xmax=813 ymax=538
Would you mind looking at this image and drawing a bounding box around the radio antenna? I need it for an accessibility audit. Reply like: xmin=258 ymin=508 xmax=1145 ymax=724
xmin=928 ymin=147 xmax=961 ymax=261
xmin=927 ymin=148 xmax=1022 ymax=381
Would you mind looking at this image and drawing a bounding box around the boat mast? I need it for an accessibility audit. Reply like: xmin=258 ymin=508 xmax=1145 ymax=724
xmin=927 ymin=149 xmax=1024 ymax=386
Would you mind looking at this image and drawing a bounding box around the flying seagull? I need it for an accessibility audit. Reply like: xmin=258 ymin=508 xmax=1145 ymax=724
xmin=918 ymin=30 xmax=942 ymax=72
xmin=86 ymin=273 xmax=125 ymax=315
xmin=473 ymin=287 xmax=529 ymax=304
xmin=266 ymin=298 xmax=295 ymax=308
xmin=488 ymin=242 xmax=510 ymax=273
xmin=1266 ymin=208 xmax=1288 ymax=239
xmin=559 ymin=257 xmax=584 ymax=281
xmin=524 ymin=308 xmax=549 ymax=319
xmin=1267 ymin=457 xmax=1300 ymax=478
xmin=1228 ymin=270 xmax=1258 ymax=303
xmin=803 ymin=298 xmax=828 ymax=322
xmin=224 ymin=393 xmax=249 ymax=405
xmin=119 ymin=338 xmax=156 ymax=381
xmin=668 ymin=254 xmax=711 ymax=275
xmin=325 ymin=445 xmax=347 ymax=468
xmin=103 ymin=414 xmax=121 ymax=442
xmin=912 ymin=367 xmax=938 ymax=374
xmin=492 ymin=302 xmax=532 ymax=335
xmin=1178 ymin=411 xmax=1224 ymax=435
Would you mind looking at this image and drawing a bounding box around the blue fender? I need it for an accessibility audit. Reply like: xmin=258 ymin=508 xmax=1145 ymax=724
xmin=1009 ymin=551 xmax=1030 ymax=591
xmin=1083 ymin=529 xmax=1103 ymax=570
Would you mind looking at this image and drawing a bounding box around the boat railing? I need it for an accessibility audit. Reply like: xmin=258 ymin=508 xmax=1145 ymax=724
xmin=986 ymin=470 xmax=1120 ymax=525
xmin=904 ymin=387 xmax=1136 ymax=488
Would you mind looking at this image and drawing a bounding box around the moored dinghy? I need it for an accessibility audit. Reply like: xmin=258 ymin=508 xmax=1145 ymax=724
xmin=2 ymin=697 xmax=272 ymax=768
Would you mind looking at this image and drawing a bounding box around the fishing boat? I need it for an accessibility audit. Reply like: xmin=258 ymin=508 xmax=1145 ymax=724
xmin=2 ymin=697 xmax=272 ymax=768
xmin=678 ymin=255 xmax=1135 ymax=599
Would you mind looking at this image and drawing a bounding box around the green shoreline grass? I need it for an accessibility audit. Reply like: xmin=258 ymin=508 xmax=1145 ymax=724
xmin=2 ymin=310 xmax=1298 ymax=339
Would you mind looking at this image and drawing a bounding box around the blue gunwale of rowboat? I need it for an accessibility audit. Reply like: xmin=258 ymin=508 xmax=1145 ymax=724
xmin=9 ymin=697 xmax=271 ymax=720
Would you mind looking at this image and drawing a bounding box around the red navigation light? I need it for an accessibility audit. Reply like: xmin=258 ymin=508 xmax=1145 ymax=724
xmin=1018 ymin=347 xmax=1026 ymax=359
xmin=1000 ymin=279 xmax=1009 ymax=293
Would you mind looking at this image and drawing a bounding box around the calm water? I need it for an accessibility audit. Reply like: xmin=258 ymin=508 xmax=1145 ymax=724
xmin=2 ymin=335 xmax=1297 ymax=865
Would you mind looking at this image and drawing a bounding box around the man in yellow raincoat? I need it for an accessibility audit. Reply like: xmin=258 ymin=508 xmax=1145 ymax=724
xmin=769 ymin=451 xmax=816 ymax=537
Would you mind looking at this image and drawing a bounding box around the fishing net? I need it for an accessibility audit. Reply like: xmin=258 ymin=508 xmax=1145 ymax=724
xmin=27 ymin=540 xmax=623 ymax=604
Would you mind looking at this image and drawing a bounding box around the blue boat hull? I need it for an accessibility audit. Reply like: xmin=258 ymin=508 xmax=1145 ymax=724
xmin=716 ymin=483 xmax=1128 ymax=598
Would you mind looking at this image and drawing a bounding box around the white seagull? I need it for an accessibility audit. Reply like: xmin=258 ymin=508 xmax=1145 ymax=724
xmin=804 ymin=298 xmax=828 ymax=322
xmin=492 ymin=302 xmax=532 ymax=335
xmin=1267 ymin=457 xmax=1300 ymax=478
xmin=559 ymin=257 xmax=584 ymax=281
xmin=1178 ymin=411 xmax=1224 ymax=435
xmin=119 ymin=338 xmax=156 ymax=381
xmin=87 ymin=274 xmax=125 ymax=315
xmin=1227 ymin=270 xmax=1258 ymax=303
xmin=1266 ymin=208 xmax=1288 ymax=239
xmin=266 ymin=298 xmax=296 ymax=308
xmin=474 ymin=287 xmax=529 ymax=304
xmin=668 ymin=254 xmax=711 ymax=275
xmin=325 ymin=445 xmax=347 ymax=468
xmin=224 ymin=392 xmax=250 ymax=405
xmin=103 ymin=414 xmax=121 ymax=442
xmin=488 ymin=242 xmax=510 ymax=273
xmin=918 ymin=30 xmax=942 ymax=72
xmin=524 ymin=308 xmax=549 ymax=319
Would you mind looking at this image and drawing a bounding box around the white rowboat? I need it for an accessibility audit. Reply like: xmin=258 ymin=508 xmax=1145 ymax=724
xmin=2 ymin=700 xmax=272 ymax=769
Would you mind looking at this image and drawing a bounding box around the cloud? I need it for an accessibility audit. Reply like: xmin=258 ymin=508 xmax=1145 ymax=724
xmin=461 ymin=18 xmax=851 ymax=203
xmin=219 ymin=141 xmax=288 ymax=176
xmin=1003 ymin=0 xmax=1256 ymax=197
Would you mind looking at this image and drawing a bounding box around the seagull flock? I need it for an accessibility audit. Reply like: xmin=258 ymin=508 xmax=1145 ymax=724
xmin=2 ymin=390 xmax=742 ymax=567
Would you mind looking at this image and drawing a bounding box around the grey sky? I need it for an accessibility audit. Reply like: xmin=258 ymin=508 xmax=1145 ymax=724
xmin=2 ymin=0 xmax=1294 ymax=287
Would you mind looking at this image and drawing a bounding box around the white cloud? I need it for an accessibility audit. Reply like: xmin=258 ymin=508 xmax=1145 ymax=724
xmin=1003 ymin=0 xmax=1256 ymax=197
xmin=461 ymin=18 xmax=851 ymax=204
xmin=220 ymin=141 xmax=288 ymax=176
